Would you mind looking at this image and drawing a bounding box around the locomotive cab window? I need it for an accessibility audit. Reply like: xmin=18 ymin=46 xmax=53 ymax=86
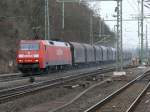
xmin=20 ymin=43 xmax=39 ymax=50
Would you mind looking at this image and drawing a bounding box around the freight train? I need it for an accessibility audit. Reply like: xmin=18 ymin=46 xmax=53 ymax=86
xmin=16 ymin=40 xmax=132 ymax=74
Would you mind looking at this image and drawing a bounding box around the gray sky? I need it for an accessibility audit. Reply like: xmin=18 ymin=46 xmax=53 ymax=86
xmin=89 ymin=0 xmax=150 ymax=50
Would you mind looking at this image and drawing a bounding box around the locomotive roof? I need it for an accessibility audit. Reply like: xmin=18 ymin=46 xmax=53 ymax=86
xmin=20 ymin=40 xmax=70 ymax=47
xmin=20 ymin=40 xmax=42 ymax=43
xmin=45 ymin=40 xmax=70 ymax=47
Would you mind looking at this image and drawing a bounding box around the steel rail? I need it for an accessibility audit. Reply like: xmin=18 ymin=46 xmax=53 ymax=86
xmin=0 ymin=67 xmax=114 ymax=104
xmin=0 ymin=73 xmax=22 ymax=82
xmin=0 ymin=64 xmax=135 ymax=83
xmin=0 ymin=73 xmax=20 ymax=77
xmin=126 ymin=81 xmax=150 ymax=112
xmin=84 ymin=70 xmax=150 ymax=112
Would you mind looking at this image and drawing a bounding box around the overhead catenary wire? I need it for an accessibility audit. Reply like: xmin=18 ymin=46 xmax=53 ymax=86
xmin=126 ymin=0 xmax=139 ymax=13
xmin=132 ymin=0 xmax=140 ymax=11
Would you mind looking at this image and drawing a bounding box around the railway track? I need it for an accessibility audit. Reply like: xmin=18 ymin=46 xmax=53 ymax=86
xmin=0 ymin=67 xmax=115 ymax=104
xmin=0 ymin=66 xmax=109 ymax=83
xmin=0 ymin=62 xmax=133 ymax=83
xmin=0 ymin=65 xmax=136 ymax=104
xmin=0 ymin=73 xmax=24 ymax=82
xmin=84 ymin=69 xmax=150 ymax=112
xmin=126 ymin=81 xmax=150 ymax=112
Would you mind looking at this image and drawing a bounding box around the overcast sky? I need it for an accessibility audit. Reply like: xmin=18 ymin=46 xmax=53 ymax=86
xmin=89 ymin=0 xmax=150 ymax=50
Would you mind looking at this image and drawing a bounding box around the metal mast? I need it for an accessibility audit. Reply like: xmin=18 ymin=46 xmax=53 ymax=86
xmin=45 ymin=0 xmax=50 ymax=40
xmin=116 ymin=0 xmax=123 ymax=71
xmin=140 ymin=0 xmax=144 ymax=64
xmin=146 ymin=24 xmax=148 ymax=62
xmin=47 ymin=0 xmax=50 ymax=40
xmin=138 ymin=0 xmax=141 ymax=59
xmin=62 ymin=2 xmax=65 ymax=29
xmin=90 ymin=13 xmax=93 ymax=45
xmin=45 ymin=0 xmax=47 ymax=40
xmin=138 ymin=17 xmax=141 ymax=58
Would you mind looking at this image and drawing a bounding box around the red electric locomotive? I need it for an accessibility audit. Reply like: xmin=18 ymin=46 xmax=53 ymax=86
xmin=16 ymin=40 xmax=72 ymax=74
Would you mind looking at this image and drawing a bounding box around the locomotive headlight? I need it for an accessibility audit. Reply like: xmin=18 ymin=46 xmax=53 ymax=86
xmin=33 ymin=54 xmax=39 ymax=58
xmin=18 ymin=60 xmax=23 ymax=62
xmin=35 ymin=59 xmax=39 ymax=62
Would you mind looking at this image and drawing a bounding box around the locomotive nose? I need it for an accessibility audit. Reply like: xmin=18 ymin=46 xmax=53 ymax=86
xmin=17 ymin=51 xmax=39 ymax=63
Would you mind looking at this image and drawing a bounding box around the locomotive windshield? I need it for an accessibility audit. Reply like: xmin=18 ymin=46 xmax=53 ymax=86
xmin=20 ymin=43 xmax=39 ymax=50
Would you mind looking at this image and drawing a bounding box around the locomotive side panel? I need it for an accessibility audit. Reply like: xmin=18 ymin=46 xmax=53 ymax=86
xmin=44 ymin=41 xmax=72 ymax=66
